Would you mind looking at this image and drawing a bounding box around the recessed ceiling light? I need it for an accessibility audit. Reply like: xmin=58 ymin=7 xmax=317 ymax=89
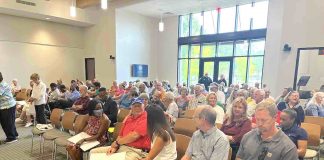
xmin=45 ymin=17 xmax=50 ymax=20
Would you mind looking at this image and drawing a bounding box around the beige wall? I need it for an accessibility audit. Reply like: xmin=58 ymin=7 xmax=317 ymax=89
xmin=84 ymin=8 xmax=117 ymax=88
xmin=0 ymin=14 xmax=85 ymax=87
xmin=156 ymin=16 xmax=178 ymax=86
xmin=115 ymin=9 xmax=158 ymax=83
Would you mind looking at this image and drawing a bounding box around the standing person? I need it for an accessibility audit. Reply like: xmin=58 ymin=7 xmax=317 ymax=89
xmin=198 ymin=73 xmax=213 ymax=91
xmin=28 ymin=73 xmax=47 ymax=124
xmin=217 ymin=74 xmax=227 ymax=87
xmin=0 ymin=72 xmax=19 ymax=143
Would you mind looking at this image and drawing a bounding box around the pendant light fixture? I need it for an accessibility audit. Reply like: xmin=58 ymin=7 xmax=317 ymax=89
xmin=70 ymin=0 xmax=76 ymax=17
xmin=159 ymin=13 xmax=164 ymax=32
xmin=101 ymin=0 xmax=108 ymax=10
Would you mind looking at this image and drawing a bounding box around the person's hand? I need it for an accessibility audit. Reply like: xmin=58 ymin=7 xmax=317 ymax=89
xmin=227 ymin=136 xmax=234 ymax=142
xmin=76 ymin=139 xmax=85 ymax=146
xmin=106 ymin=147 xmax=117 ymax=154
xmin=111 ymin=141 xmax=119 ymax=148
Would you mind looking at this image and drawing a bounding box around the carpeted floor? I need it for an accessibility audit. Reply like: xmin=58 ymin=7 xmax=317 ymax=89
xmin=0 ymin=123 xmax=70 ymax=160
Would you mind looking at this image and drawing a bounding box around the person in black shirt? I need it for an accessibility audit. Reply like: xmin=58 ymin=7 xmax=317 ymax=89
xmin=198 ymin=73 xmax=213 ymax=91
xmin=96 ymin=87 xmax=117 ymax=126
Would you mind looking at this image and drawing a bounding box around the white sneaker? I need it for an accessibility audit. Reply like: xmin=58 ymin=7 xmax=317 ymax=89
xmin=15 ymin=118 xmax=23 ymax=123
xmin=24 ymin=122 xmax=33 ymax=128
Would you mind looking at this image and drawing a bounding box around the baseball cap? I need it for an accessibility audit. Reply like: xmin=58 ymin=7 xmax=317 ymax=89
xmin=131 ymin=98 xmax=144 ymax=105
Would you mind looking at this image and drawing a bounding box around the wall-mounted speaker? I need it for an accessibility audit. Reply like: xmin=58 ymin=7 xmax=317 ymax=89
xmin=283 ymin=44 xmax=292 ymax=52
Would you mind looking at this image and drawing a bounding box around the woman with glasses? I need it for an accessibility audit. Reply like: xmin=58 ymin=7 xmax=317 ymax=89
xmin=220 ymin=97 xmax=252 ymax=160
xmin=277 ymin=91 xmax=305 ymax=126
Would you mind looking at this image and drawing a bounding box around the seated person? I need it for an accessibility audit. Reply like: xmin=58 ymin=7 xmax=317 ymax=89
xmin=47 ymin=83 xmax=60 ymax=110
xmin=89 ymin=81 xmax=101 ymax=98
xmin=162 ymin=92 xmax=179 ymax=125
xmin=220 ymin=97 xmax=251 ymax=160
xmin=305 ymin=92 xmax=324 ymax=117
xmin=206 ymin=92 xmax=225 ymax=125
xmin=280 ymin=108 xmax=308 ymax=160
xmin=15 ymin=101 xmax=35 ymax=127
xmin=71 ymin=85 xmax=90 ymax=115
xmin=175 ymin=87 xmax=189 ymax=114
xmin=277 ymin=91 xmax=305 ymax=126
xmin=150 ymin=90 xmax=166 ymax=111
xmin=90 ymin=98 xmax=150 ymax=160
xmin=119 ymin=89 xmax=138 ymax=109
xmin=11 ymin=78 xmax=21 ymax=96
xmin=56 ymin=85 xmax=80 ymax=109
xmin=187 ymin=85 xmax=206 ymax=110
xmin=236 ymin=101 xmax=298 ymax=160
xmin=67 ymin=99 xmax=109 ymax=160
xmin=96 ymin=87 xmax=118 ymax=126
xmin=142 ymin=105 xmax=177 ymax=160
xmin=181 ymin=105 xmax=229 ymax=160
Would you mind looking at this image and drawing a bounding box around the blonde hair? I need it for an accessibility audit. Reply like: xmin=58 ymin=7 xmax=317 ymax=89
xmin=206 ymin=92 xmax=217 ymax=105
xmin=307 ymin=92 xmax=324 ymax=106
xmin=227 ymin=97 xmax=248 ymax=124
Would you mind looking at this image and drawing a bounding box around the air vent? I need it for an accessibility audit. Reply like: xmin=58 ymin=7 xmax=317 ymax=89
xmin=16 ymin=0 xmax=36 ymax=6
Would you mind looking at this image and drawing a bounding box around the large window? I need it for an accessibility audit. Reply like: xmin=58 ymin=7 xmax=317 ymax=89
xmin=178 ymin=1 xmax=268 ymax=86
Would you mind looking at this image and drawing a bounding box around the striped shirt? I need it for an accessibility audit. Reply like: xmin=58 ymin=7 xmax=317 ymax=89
xmin=186 ymin=127 xmax=230 ymax=160
xmin=0 ymin=81 xmax=16 ymax=110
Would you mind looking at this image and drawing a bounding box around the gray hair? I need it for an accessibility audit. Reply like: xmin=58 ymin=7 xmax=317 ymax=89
xmin=282 ymin=108 xmax=297 ymax=122
xmin=196 ymin=105 xmax=216 ymax=126
xmin=255 ymin=101 xmax=277 ymax=118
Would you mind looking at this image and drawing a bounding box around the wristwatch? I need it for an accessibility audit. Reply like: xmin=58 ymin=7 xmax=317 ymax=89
xmin=115 ymin=140 xmax=120 ymax=147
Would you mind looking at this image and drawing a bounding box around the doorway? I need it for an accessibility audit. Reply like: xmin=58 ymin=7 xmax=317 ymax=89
xmin=199 ymin=58 xmax=233 ymax=85
xmin=85 ymin=58 xmax=95 ymax=80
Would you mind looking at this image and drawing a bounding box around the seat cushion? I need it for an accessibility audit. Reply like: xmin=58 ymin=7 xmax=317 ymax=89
xmin=32 ymin=127 xmax=46 ymax=135
xmin=55 ymin=136 xmax=71 ymax=147
xmin=304 ymin=149 xmax=317 ymax=158
xmin=43 ymin=129 xmax=70 ymax=140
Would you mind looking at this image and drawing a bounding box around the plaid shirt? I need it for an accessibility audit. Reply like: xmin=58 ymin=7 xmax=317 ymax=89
xmin=0 ymin=81 xmax=16 ymax=110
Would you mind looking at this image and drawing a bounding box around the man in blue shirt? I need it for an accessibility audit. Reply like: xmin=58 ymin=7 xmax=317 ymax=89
xmin=0 ymin=72 xmax=19 ymax=143
xmin=280 ymin=108 xmax=308 ymax=160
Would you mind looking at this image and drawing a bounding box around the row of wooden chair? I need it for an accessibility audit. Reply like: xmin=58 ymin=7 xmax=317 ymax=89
xmin=302 ymin=116 xmax=324 ymax=160
xmin=31 ymin=109 xmax=103 ymax=160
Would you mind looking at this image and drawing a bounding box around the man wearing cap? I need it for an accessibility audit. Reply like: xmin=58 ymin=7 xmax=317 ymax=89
xmin=90 ymin=98 xmax=150 ymax=159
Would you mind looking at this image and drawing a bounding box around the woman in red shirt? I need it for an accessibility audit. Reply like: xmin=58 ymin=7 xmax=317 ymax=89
xmin=220 ymin=97 xmax=252 ymax=160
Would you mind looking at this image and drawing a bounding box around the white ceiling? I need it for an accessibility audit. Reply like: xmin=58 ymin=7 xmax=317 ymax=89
xmin=120 ymin=0 xmax=267 ymax=18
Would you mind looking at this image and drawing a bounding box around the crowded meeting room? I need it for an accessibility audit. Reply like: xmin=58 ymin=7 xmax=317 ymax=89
xmin=1 ymin=0 xmax=324 ymax=160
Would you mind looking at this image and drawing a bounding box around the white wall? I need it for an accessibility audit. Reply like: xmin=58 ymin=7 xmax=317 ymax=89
xmin=263 ymin=0 xmax=324 ymax=97
xmin=115 ymin=9 xmax=158 ymax=82
xmin=157 ymin=16 xmax=178 ymax=86
xmin=0 ymin=14 xmax=85 ymax=87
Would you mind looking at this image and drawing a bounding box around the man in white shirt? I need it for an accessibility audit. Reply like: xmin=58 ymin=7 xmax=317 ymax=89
xmin=28 ymin=73 xmax=47 ymax=124
xmin=11 ymin=79 xmax=21 ymax=96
